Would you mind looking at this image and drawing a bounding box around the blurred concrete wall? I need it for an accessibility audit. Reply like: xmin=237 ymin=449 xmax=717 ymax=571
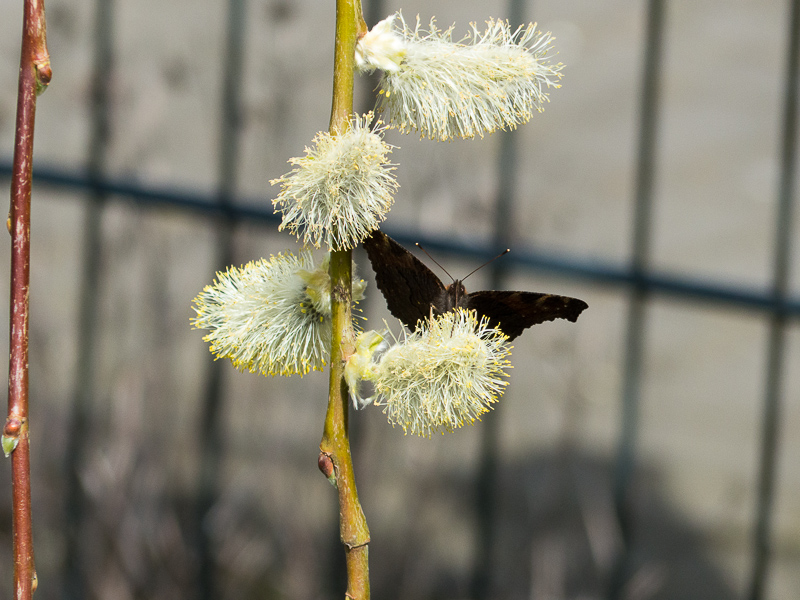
xmin=0 ymin=1 xmax=798 ymax=599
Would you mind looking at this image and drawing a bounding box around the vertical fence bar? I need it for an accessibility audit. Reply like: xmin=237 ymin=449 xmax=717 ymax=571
xmin=357 ymin=0 xmax=385 ymax=113
xmin=63 ymin=1 xmax=113 ymax=597
xmin=609 ymin=1 xmax=664 ymax=597
xmin=747 ymin=1 xmax=800 ymax=598
xmin=193 ymin=0 xmax=245 ymax=597
xmin=470 ymin=2 xmax=526 ymax=598
xmin=363 ymin=0 xmax=385 ymax=40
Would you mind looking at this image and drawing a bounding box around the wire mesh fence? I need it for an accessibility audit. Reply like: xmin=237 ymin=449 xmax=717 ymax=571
xmin=0 ymin=0 xmax=798 ymax=599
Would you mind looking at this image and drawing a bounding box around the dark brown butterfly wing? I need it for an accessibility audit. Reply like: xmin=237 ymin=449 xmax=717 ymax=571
xmin=363 ymin=230 xmax=589 ymax=339
xmin=362 ymin=230 xmax=447 ymax=330
xmin=465 ymin=291 xmax=588 ymax=341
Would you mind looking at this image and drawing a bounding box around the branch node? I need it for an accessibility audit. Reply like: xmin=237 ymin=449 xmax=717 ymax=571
xmin=34 ymin=59 xmax=52 ymax=95
xmin=2 ymin=417 xmax=25 ymax=457
xmin=4 ymin=416 xmax=23 ymax=437
xmin=343 ymin=538 xmax=371 ymax=550
xmin=318 ymin=452 xmax=337 ymax=487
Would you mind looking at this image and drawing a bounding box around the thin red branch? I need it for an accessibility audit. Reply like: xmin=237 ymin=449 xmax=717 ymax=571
xmin=5 ymin=0 xmax=50 ymax=597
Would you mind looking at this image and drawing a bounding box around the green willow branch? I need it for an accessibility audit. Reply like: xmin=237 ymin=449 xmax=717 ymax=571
xmin=318 ymin=0 xmax=370 ymax=598
xmin=5 ymin=0 xmax=51 ymax=598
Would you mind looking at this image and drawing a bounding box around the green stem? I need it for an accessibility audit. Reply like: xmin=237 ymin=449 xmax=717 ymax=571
xmin=329 ymin=0 xmax=367 ymax=133
xmin=319 ymin=1 xmax=370 ymax=598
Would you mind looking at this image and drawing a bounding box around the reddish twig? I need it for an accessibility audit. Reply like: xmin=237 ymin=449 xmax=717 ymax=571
xmin=4 ymin=0 xmax=50 ymax=598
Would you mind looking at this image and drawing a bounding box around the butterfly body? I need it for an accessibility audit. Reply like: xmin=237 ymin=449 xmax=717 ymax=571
xmin=362 ymin=230 xmax=588 ymax=340
xmin=439 ymin=280 xmax=467 ymax=312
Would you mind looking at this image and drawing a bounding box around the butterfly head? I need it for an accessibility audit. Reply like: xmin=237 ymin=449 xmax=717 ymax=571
xmin=444 ymin=280 xmax=468 ymax=311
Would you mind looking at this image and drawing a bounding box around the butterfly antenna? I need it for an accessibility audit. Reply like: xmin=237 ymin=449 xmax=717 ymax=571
xmin=416 ymin=243 xmax=454 ymax=282
xmin=462 ymin=248 xmax=510 ymax=282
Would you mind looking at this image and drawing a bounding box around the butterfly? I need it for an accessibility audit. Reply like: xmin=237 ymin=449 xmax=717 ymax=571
xmin=361 ymin=230 xmax=588 ymax=341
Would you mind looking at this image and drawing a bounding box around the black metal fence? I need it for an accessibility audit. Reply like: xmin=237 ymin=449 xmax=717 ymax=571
xmin=0 ymin=0 xmax=798 ymax=599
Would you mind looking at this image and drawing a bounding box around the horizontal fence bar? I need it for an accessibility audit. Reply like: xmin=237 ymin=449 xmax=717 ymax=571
xmin=2 ymin=161 xmax=800 ymax=317
xmin=0 ymin=162 xmax=281 ymax=223
xmin=387 ymin=234 xmax=800 ymax=319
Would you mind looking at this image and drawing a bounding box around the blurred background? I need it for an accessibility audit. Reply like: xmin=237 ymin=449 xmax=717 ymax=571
xmin=0 ymin=0 xmax=799 ymax=598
